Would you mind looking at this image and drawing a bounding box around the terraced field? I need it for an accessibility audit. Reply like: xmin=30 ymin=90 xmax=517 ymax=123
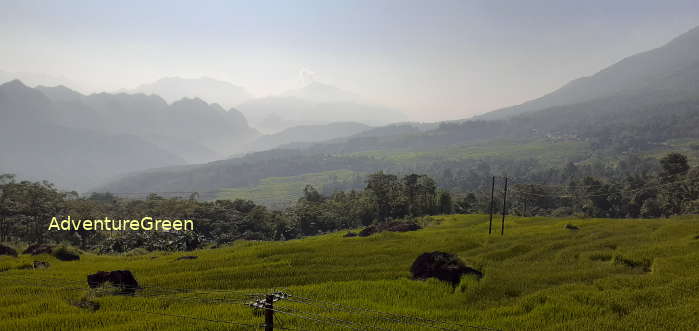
xmin=1 ymin=214 xmax=698 ymax=330
xmin=216 ymin=169 xmax=363 ymax=208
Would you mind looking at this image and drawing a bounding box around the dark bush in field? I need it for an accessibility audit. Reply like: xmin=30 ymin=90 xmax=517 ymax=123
xmin=176 ymin=255 xmax=198 ymax=260
xmin=565 ymin=224 xmax=580 ymax=231
xmin=358 ymin=226 xmax=379 ymax=237
xmin=0 ymin=244 xmax=17 ymax=257
xmin=410 ymin=251 xmax=482 ymax=287
xmin=52 ymin=246 xmax=80 ymax=261
xmin=87 ymin=270 xmax=140 ymax=294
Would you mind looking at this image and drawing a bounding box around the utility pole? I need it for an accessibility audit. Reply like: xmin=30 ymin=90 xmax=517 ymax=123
xmin=501 ymin=177 xmax=508 ymax=236
xmin=264 ymin=294 xmax=274 ymax=331
xmin=523 ymin=199 xmax=527 ymax=217
xmin=488 ymin=176 xmax=495 ymax=235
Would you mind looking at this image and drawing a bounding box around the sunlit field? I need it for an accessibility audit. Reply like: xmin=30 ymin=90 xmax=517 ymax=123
xmin=2 ymin=214 xmax=698 ymax=330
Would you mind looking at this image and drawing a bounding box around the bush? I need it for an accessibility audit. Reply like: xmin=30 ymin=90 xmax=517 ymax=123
xmin=52 ymin=245 xmax=80 ymax=261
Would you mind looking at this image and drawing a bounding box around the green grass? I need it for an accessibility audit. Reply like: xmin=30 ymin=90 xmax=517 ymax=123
xmin=216 ymin=169 xmax=362 ymax=207
xmin=348 ymin=139 xmax=591 ymax=166
xmin=1 ymin=215 xmax=699 ymax=330
xmin=644 ymin=138 xmax=699 ymax=166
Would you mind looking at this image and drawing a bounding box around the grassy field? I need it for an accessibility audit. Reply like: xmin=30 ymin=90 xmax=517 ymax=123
xmin=216 ymin=169 xmax=362 ymax=207
xmin=348 ymin=140 xmax=592 ymax=166
xmin=1 ymin=214 xmax=698 ymax=330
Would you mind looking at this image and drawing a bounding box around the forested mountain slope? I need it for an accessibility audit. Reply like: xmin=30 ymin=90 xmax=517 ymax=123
xmin=476 ymin=25 xmax=699 ymax=120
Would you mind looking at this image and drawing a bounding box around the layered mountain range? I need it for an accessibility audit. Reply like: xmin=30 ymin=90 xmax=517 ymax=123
xmin=95 ymin=26 xmax=699 ymax=196
xmin=4 ymin=25 xmax=699 ymax=196
xmin=0 ymin=80 xmax=259 ymax=190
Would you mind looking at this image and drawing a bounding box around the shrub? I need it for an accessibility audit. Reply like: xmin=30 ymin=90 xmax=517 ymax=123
xmin=52 ymin=245 xmax=80 ymax=261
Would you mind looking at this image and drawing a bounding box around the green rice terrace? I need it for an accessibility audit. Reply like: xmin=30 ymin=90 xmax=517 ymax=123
xmin=1 ymin=214 xmax=698 ymax=330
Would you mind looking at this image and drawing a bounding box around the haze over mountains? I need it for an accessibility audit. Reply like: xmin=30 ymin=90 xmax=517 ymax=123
xmin=128 ymin=77 xmax=253 ymax=109
xmin=235 ymin=81 xmax=406 ymax=133
xmin=0 ymin=76 xmax=403 ymax=192
xmin=245 ymin=122 xmax=371 ymax=152
xmin=128 ymin=77 xmax=407 ymax=134
xmin=96 ymin=25 xmax=699 ymax=197
xmin=4 ymin=25 xmax=699 ymax=197
xmin=0 ymin=80 xmax=259 ymax=190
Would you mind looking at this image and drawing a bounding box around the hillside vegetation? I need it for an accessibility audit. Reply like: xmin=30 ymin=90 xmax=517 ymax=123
xmin=1 ymin=214 xmax=698 ymax=330
xmin=216 ymin=169 xmax=364 ymax=208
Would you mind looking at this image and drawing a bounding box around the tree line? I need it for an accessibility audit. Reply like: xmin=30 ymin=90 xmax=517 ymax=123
xmin=0 ymin=172 xmax=451 ymax=253
xmin=1 ymin=153 xmax=698 ymax=254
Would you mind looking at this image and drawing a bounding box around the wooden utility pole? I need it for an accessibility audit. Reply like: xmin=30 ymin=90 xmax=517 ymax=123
xmin=488 ymin=176 xmax=495 ymax=235
xmin=264 ymin=294 xmax=274 ymax=331
xmin=501 ymin=177 xmax=508 ymax=236
xmin=523 ymin=199 xmax=527 ymax=217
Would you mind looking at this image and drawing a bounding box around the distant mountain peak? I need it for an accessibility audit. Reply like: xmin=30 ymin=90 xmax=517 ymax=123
xmin=35 ymin=84 xmax=85 ymax=103
xmin=130 ymin=76 xmax=252 ymax=108
xmin=1 ymin=79 xmax=28 ymax=89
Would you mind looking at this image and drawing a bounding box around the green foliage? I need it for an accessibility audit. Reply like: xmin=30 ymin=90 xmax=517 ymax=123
xmin=216 ymin=170 xmax=363 ymax=208
xmin=52 ymin=245 xmax=80 ymax=261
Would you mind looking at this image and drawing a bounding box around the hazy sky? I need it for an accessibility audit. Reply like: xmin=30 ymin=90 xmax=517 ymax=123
xmin=2 ymin=0 xmax=699 ymax=121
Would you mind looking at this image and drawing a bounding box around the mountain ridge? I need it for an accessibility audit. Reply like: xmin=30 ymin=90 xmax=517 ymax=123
xmin=476 ymin=25 xmax=699 ymax=120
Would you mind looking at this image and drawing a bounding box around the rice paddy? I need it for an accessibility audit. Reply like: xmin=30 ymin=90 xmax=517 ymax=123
xmin=1 ymin=214 xmax=698 ymax=330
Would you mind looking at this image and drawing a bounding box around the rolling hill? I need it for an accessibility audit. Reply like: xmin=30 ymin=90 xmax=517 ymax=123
xmin=476 ymin=25 xmax=699 ymax=120
xmin=1 ymin=214 xmax=698 ymax=330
